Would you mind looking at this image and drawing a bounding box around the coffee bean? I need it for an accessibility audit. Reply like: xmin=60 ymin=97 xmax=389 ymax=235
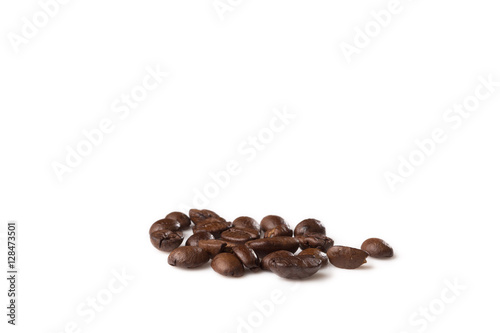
xmin=296 ymin=233 xmax=334 ymax=252
xmin=197 ymin=239 xmax=228 ymax=258
xmin=211 ymin=253 xmax=245 ymax=277
xmin=221 ymin=228 xmax=260 ymax=243
xmin=189 ymin=209 xmax=226 ymax=225
xmin=192 ymin=219 xmax=231 ymax=238
xmin=294 ymin=219 xmax=326 ymax=237
xmin=185 ymin=231 xmax=214 ymax=247
xmin=232 ymin=216 xmax=260 ymax=231
xmin=150 ymin=230 xmax=183 ymax=252
xmin=327 ymin=246 xmax=368 ymax=269
xmin=361 ymin=238 xmax=394 ymax=258
xmin=149 ymin=218 xmax=181 ymax=234
xmin=165 ymin=211 xmax=191 ymax=229
xmin=260 ymin=215 xmax=288 ymax=232
xmin=298 ymin=248 xmax=329 ymax=268
xmin=268 ymin=256 xmax=322 ymax=279
xmin=246 ymin=236 xmax=299 ymax=258
xmin=168 ymin=246 xmax=210 ymax=268
xmin=264 ymin=224 xmax=293 ymax=238
xmin=232 ymin=245 xmax=260 ymax=271
xmin=261 ymin=250 xmax=294 ymax=271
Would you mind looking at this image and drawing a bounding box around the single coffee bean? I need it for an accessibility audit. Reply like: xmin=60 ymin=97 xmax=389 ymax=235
xmin=232 ymin=216 xmax=260 ymax=231
xmin=221 ymin=228 xmax=260 ymax=243
xmin=246 ymin=236 xmax=299 ymax=258
xmin=189 ymin=209 xmax=226 ymax=225
xmin=260 ymin=215 xmax=288 ymax=232
xmin=268 ymin=256 xmax=322 ymax=279
xmin=232 ymin=245 xmax=260 ymax=271
xmin=211 ymin=253 xmax=245 ymax=277
xmin=168 ymin=246 xmax=210 ymax=268
xmin=264 ymin=224 xmax=293 ymax=238
xmin=361 ymin=238 xmax=394 ymax=258
xmin=197 ymin=239 xmax=228 ymax=258
xmin=327 ymin=246 xmax=368 ymax=269
xmin=294 ymin=218 xmax=326 ymax=237
xmin=296 ymin=233 xmax=334 ymax=252
xmin=150 ymin=230 xmax=184 ymax=252
xmin=165 ymin=211 xmax=191 ymax=229
xmin=298 ymin=248 xmax=329 ymax=268
xmin=192 ymin=219 xmax=231 ymax=238
xmin=185 ymin=231 xmax=214 ymax=247
xmin=261 ymin=250 xmax=294 ymax=271
xmin=149 ymin=218 xmax=181 ymax=235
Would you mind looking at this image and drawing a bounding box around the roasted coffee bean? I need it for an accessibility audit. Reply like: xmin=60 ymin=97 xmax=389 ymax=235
xmin=298 ymin=248 xmax=329 ymax=268
xmin=189 ymin=209 xmax=226 ymax=225
xmin=192 ymin=219 xmax=231 ymax=238
xmin=294 ymin=219 xmax=326 ymax=236
xmin=165 ymin=211 xmax=191 ymax=229
xmin=232 ymin=245 xmax=260 ymax=271
xmin=261 ymin=250 xmax=294 ymax=271
xmin=149 ymin=218 xmax=181 ymax=234
xmin=327 ymin=246 xmax=368 ymax=269
xmin=150 ymin=230 xmax=183 ymax=252
xmin=268 ymin=256 xmax=322 ymax=279
xmin=296 ymin=233 xmax=334 ymax=252
xmin=185 ymin=231 xmax=214 ymax=247
xmin=221 ymin=228 xmax=260 ymax=243
xmin=197 ymin=239 xmax=228 ymax=258
xmin=232 ymin=216 xmax=260 ymax=231
xmin=211 ymin=253 xmax=245 ymax=277
xmin=361 ymin=238 xmax=394 ymax=258
xmin=260 ymin=215 xmax=288 ymax=232
xmin=168 ymin=246 xmax=210 ymax=268
xmin=246 ymin=236 xmax=299 ymax=258
xmin=264 ymin=224 xmax=293 ymax=238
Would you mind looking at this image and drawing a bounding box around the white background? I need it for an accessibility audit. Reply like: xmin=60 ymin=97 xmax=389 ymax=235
xmin=1 ymin=1 xmax=499 ymax=333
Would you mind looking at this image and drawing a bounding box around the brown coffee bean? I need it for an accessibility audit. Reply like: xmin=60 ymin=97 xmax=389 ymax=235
xmin=296 ymin=233 xmax=334 ymax=252
xmin=185 ymin=231 xmax=214 ymax=247
xmin=165 ymin=211 xmax=191 ymax=229
xmin=294 ymin=219 xmax=326 ymax=236
xmin=168 ymin=246 xmax=210 ymax=268
xmin=260 ymin=215 xmax=288 ymax=232
xmin=192 ymin=219 xmax=231 ymax=238
xmin=197 ymin=239 xmax=228 ymax=258
xmin=232 ymin=245 xmax=260 ymax=271
xmin=189 ymin=209 xmax=226 ymax=225
xmin=327 ymin=246 xmax=368 ymax=269
xmin=150 ymin=230 xmax=183 ymax=252
xmin=232 ymin=216 xmax=260 ymax=231
xmin=361 ymin=238 xmax=394 ymax=258
xmin=149 ymin=218 xmax=181 ymax=234
xmin=268 ymin=256 xmax=322 ymax=279
xmin=211 ymin=253 xmax=245 ymax=277
xmin=246 ymin=236 xmax=299 ymax=258
xmin=298 ymin=248 xmax=329 ymax=268
xmin=264 ymin=224 xmax=293 ymax=238
xmin=221 ymin=228 xmax=260 ymax=243
xmin=261 ymin=250 xmax=294 ymax=271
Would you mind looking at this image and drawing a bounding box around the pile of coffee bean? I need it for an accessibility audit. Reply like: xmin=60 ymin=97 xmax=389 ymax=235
xmin=149 ymin=209 xmax=394 ymax=279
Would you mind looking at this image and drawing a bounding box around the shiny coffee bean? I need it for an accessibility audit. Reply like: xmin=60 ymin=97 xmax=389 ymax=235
xmin=260 ymin=215 xmax=288 ymax=232
xmin=261 ymin=250 xmax=294 ymax=271
xmin=150 ymin=230 xmax=183 ymax=252
xmin=189 ymin=209 xmax=226 ymax=225
xmin=296 ymin=233 xmax=334 ymax=252
xmin=221 ymin=228 xmax=260 ymax=243
xmin=327 ymin=246 xmax=368 ymax=269
xmin=211 ymin=253 xmax=245 ymax=277
xmin=165 ymin=211 xmax=191 ymax=229
xmin=149 ymin=218 xmax=181 ymax=234
xmin=298 ymin=248 xmax=329 ymax=268
xmin=294 ymin=219 xmax=326 ymax=236
xmin=185 ymin=231 xmax=214 ymax=247
xmin=232 ymin=245 xmax=260 ymax=271
xmin=197 ymin=239 xmax=228 ymax=258
xmin=232 ymin=216 xmax=260 ymax=231
xmin=264 ymin=224 xmax=293 ymax=238
xmin=268 ymin=256 xmax=322 ymax=279
xmin=246 ymin=237 xmax=299 ymax=258
xmin=192 ymin=219 xmax=231 ymax=238
xmin=361 ymin=238 xmax=394 ymax=258
xmin=168 ymin=246 xmax=210 ymax=268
